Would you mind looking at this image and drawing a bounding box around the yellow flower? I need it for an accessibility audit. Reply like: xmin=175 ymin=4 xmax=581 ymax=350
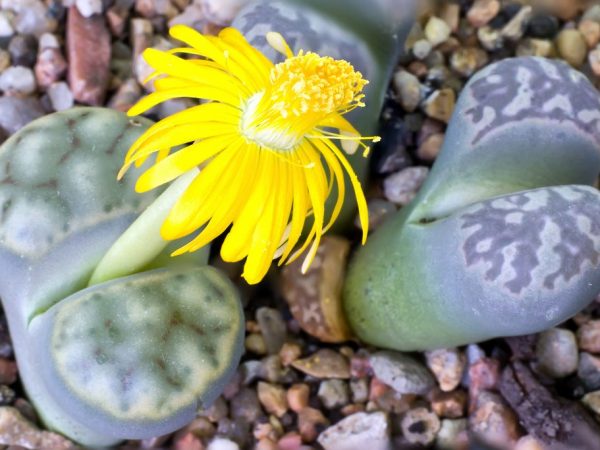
xmin=119 ymin=25 xmax=378 ymax=284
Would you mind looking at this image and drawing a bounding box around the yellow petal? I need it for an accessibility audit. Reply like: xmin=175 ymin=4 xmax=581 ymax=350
xmin=169 ymin=24 xmax=228 ymax=65
xmin=135 ymin=134 xmax=236 ymax=192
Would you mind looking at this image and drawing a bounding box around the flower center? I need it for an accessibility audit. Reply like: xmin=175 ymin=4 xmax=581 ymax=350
xmin=240 ymin=52 xmax=367 ymax=151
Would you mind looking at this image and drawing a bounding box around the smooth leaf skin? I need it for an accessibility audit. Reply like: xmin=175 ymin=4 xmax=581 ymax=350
xmin=30 ymin=266 xmax=243 ymax=440
xmin=0 ymin=108 xmax=240 ymax=447
xmin=345 ymin=57 xmax=600 ymax=351
xmin=232 ymin=0 xmax=417 ymax=228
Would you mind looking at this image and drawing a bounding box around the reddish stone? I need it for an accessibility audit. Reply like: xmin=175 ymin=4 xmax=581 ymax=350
xmin=469 ymin=358 xmax=501 ymax=410
xmin=67 ymin=6 xmax=111 ymax=105
xmin=0 ymin=358 xmax=17 ymax=384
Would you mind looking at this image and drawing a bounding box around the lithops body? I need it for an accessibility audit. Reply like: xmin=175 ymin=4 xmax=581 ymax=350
xmin=0 ymin=109 xmax=244 ymax=446
xmin=345 ymin=57 xmax=600 ymax=350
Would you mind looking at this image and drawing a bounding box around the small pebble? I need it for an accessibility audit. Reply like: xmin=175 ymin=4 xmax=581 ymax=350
xmin=318 ymin=379 xmax=349 ymax=409
xmin=8 ymin=34 xmax=37 ymax=67
xmin=0 ymin=12 xmax=14 ymax=37
xmin=430 ymin=389 xmax=467 ymax=418
xmin=422 ymin=88 xmax=455 ymax=123
xmin=412 ymin=39 xmax=432 ymax=60
xmin=383 ymin=166 xmax=429 ymax=206
xmin=370 ymin=351 xmax=435 ymax=395
xmin=291 ymin=349 xmax=350 ymax=379
xmin=467 ymin=0 xmax=501 ymax=28
xmin=425 ymin=16 xmax=451 ymax=47
xmin=392 ymin=70 xmax=422 ymax=112
xmin=577 ymin=320 xmax=600 ymax=353
xmin=230 ymin=388 xmax=262 ymax=424
xmin=350 ymin=378 xmax=369 ymax=404
xmin=200 ymin=0 xmax=247 ymax=26
xmin=425 ymin=348 xmax=466 ymax=392
xmin=400 ymin=407 xmax=441 ymax=446
xmin=582 ymin=390 xmax=600 ymax=415
xmin=279 ymin=342 xmax=302 ymax=367
xmin=0 ymin=66 xmax=36 ymax=96
xmin=477 ymin=25 xmax=504 ymax=51
xmin=0 ymin=96 xmax=44 ymax=134
xmin=469 ymin=392 xmax=519 ymax=448
xmin=75 ymin=0 xmax=102 ymax=18
xmin=515 ymin=435 xmax=546 ymax=450
xmin=526 ymin=14 xmax=559 ymax=39
xmin=535 ymin=327 xmax=578 ymax=378
xmin=47 ymin=81 xmax=73 ymax=111
xmin=468 ymin=357 xmax=500 ymax=400
xmin=579 ymin=19 xmax=600 ymax=48
xmin=256 ymin=307 xmax=287 ymax=355
xmin=0 ymin=406 xmax=74 ymax=449
xmin=257 ymin=382 xmax=288 ymax=418
xmin=206 ymin=438 xmax=239 ymax=450
xmin=245 ymin=333 xmax=267 ymax=355
xmin=287 ymin=384 xmax=309 ymax=413
xmin=297 ymin=407 xmax=328 ymax=442
xmin=589 ymin=48 xmax=600 ymax=77
xmin=501 ymin=5 xmax=532 ymax=41
xmin=318 ymin=411 xmax=391 ymax=450
xmin=417 ymin=133 xmax=444 ymax=161
xmin=35 ymin=47 xmax=68 ymax=88
xmin=556 ymin=29 xmax=587 ymax=67
xmin=516 ymin=38 xmax=555 ymax=58
xmin=436 ymin=419 xmax=468 ymax=450
xmin=583 ymin=5 xmax=600 ymax=23
xmin=578 ymin=352 xmax=600 ymax=390
xmin=440 ymin=3 xmax=460 ymax=32
xmin=450 ymin=47 xmax=488 ymax=77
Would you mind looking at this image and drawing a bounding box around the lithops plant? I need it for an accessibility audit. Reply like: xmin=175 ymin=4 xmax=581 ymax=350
xmin=345 ymin=57 xmax=600 ymax=351
xmin=0 ymin=108 xmax=244 ymax=447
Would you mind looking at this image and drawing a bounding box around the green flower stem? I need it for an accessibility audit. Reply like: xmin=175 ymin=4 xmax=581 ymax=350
xmin=88 ymin=168 xmax=201 ymax=286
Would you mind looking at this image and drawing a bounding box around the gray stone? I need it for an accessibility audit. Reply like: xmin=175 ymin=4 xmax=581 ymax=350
xmin=0 ymin=12 xmax=14 ymax=37
xmin=370 ymin=351 xmax=435 ymax=395
xmin=350 ymin=378 xmax=369 ymax=403
xmin=318 ymin=379 xmax=349 ymax=409
xmin=0 ymin=95 xmax=44 ymax=135
xmin=436 ymin=419 xmax=467 ymax=450
xmin=230 ymin=388 xmax=262 ymax=423
xmin=501 ymin=5 xmax=532 ymax=41
xmin=412 ymin=39 xmax=432 ymax=60
xmin=318 ymin=412 xmax=391 ymax=450
xmin=477 ymin=25 xmax=503 ymax=51
xmin=383 ymin=166 xmax=429 ymax=206
xmin=47 ymin=82 xmax=74 ymax=111
xmin=392 ymin=70 xmax=422 ymax=112
xmin=8 ymin=34 xmax=37 ymax=67
xmin=256 ymin=307 xmax=287 ymax=355
xmin=0 ymin=66 xmax=35 ymax=95
xmin=535 ymin=328 xmax=578 ymax=378
xmin=578 ymin=352 xmax=600 ymax=390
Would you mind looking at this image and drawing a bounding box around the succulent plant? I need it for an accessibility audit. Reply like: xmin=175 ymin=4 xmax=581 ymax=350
xmin=0 ymin=108 xmax=244 ymax=446
xmin=345 ymin=57 xmax=600 ymax=351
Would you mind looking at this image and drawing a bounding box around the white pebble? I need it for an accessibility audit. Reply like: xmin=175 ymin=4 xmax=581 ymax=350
xmin=425 ymin=16 xmax=451 ymax=47
xmin=0 ymin=66 xmax=36 ymax=95
xmin=0 ymin=12 xmax=14 ymax=37
xmin=39 ymin=32 xmax=60 ymax=50
xmin=48 ymin=82 xmax=74 ymax=111
xmin=75 ymin=0 xmax=102 ymax=18
xmin=206 ymin=438 xmax=240 ymax=450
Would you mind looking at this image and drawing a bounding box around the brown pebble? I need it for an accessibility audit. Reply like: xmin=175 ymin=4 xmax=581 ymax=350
xmin=579 ymin=19 xmax=600 ymax=48
xmin=287 ymin=384 xmax=310 ymax=413
xmin=107 ymin=78 xmax=142 ymax=112
xmin=430 ymin=389 xmax=467 ymax=418
xmin=291 ymin=349 xmax=350 ymax=379
xmin=407 ymin=60 xmax=428 ymax=79
xmin=253 ymin=422 xmax=279 ymax=441
xmin=440 ymin=3 xmax=460 ymax=32
xmin=245 ymin=333 xmax=267 ymax=355
xmin=470 ymin=391 xmax=519 ymax=448
xmin=556 ymin=29 xmax=587 ymax=67
xmin=426 ymin=348 xmax=465 ymax=392
xmin=282 ymin=236 xmax=353 ymax=343
xmin=579 ymin=320 xmax=600 ymax=353
xmin=66 ymin=6 xmax=110 ymax=105
xmin=535 ymin=0 xmax=582 ymax=21
xmin=255 ymin=438 xmax=279 ymax=450
xmin=172 ymin=431 xmax=205 ymax=450
xmin=106 ymin=4 xmax=129 ymax=37
xmin=514 ymin=435 xmax=545 ymax=450
xmin=298 ymin=407 xmax=329 ymax=442
xmin=417 ymin=133 xmax=444 ymax=161
xmin=467 ymin=0 xmax=500 ymax=28
xmin=0 ymin=360 xmax=16 ymax=385
xmin=257 ymin=382 xmax=288 ymax=418
xmin=279 ymin=342 xmax=302 ymax=366
xmin=423 ymin=88 xmax=455 ymax=123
